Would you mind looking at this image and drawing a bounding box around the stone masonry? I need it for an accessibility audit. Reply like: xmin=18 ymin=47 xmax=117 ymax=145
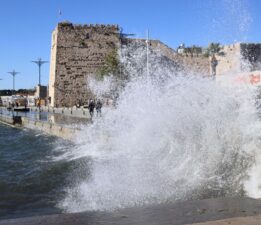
xmin=123 ymin=38 xmax=210 ymax=76
xmin=215 ymin=42 xmax=261 ymax=76
xmin=150 ymin=40 xmax=210 ymax=75
xmin=49 ymin=22 xmax=120 ymax=107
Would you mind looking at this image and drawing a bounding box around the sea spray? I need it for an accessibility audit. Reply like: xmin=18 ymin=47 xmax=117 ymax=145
xmin=58 ymin=2 xmax=261 ymax=208
xmin=58 ymin=71 xmax=261 ymax=212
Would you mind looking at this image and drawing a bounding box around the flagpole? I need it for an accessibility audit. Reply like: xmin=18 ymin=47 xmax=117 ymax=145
xmin=58 ymin=8 xmax=62 ymax=23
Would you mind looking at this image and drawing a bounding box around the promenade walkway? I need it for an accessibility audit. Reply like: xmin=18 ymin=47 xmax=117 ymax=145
xmin=0 ymin=197 xmax=260 ymax=225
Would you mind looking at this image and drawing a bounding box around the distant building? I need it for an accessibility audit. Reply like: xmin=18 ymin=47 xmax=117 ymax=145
xmin=0 ymin=95 xmax=27 ymax=107
xmin=35 ymin=85 xmax=47 ymax=99
xmin=0 ymin=96 xmax=12 ymax=106
xmin=177 ymin=43 xmax=185 ymax=54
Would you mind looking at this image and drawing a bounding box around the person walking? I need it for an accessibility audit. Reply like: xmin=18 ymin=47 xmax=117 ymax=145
xmin=96 ymin=99 xmax=102 ymax=117
xmin=88 ymin=99 xmax=95 ymax=118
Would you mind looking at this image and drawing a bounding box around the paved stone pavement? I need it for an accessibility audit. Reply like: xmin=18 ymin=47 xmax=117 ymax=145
xmin=0 ymin=197 xmax=261 ymax=225
xmin=185 ymin=214 xmax=261 ymax=224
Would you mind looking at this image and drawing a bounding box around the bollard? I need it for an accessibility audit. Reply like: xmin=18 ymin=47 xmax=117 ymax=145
xmin=12 ymin=116 xmax=22 ymax=125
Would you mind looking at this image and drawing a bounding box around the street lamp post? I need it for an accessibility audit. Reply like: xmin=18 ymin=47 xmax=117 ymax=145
xmin=0 ymin=79 xmax=2 ymax=112
xmin=31 ymin=58 xmax=48 ymax=86
xmin=7 ymin=70 xmax=20 ymax=95
xmin=31 ymin=58 xmax=48 ymax=111
xmin=146 ymin=29 xmax=150 ymax=79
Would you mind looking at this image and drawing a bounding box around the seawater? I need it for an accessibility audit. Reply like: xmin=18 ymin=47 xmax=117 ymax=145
xmin=0 ymin=124 xmax=79 ymax=219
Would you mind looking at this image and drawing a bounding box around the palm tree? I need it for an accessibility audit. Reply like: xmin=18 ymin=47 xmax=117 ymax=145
xmin=203 ymin=43 xmax=225 ymax=77
xmin=204 ymin=42 xmax=224 ymax=57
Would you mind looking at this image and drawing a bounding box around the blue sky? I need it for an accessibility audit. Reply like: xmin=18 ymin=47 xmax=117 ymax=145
xmin=0 ymin=0 xmax=261 ymax=89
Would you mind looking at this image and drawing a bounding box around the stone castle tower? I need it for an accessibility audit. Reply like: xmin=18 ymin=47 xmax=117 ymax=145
xmin=215 ymin=43 xmax=261 ymax=76
xmin=49 ymin=22 xmax=120 ymax=107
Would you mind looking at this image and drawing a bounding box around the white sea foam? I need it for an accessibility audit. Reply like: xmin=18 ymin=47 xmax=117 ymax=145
xmin=58 ymin=0 xmax=261 ymax=211
xmin=58 ymin=69 xmax=261 ymax=212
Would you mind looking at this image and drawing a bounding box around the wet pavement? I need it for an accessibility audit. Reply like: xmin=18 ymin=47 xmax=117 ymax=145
xmin=0 ymin=197 xmax=261 ymax=225
xmin=188 ymin=214 xmax=261 ymax=224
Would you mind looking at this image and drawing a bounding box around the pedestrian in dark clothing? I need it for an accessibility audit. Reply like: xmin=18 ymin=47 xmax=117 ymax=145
xmin=96 ymin=99 xmax=102 ymax=117
xmin=88 ymin=100 xmax=95 ymax=118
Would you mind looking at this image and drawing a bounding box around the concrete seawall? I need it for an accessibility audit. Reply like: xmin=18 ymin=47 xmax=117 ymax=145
xmin=21 ymin=117 xmax=78 ymax=140
xmin=0 ymin=113 xmax=78 ymax=140
xmin=0 ymin=114 xmax=16 ymax=126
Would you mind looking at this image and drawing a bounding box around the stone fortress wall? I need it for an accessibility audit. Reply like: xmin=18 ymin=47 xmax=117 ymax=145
xmin=120 ymin=38 xmax=210 ymax=77
xmin=215 ymin=43 xmax=245 ymax=76
xmin=49 ymin=22 xmax=120 ymax=107
xmin=150 ymin=40 xmax=210 ymax=75
xmin=240 ymin=43 xmax=261 ymax=71
xmin=49 ymin=22 xmax=232 ymax=107
xmin=215 ymin=42 xmax=261 ymax=76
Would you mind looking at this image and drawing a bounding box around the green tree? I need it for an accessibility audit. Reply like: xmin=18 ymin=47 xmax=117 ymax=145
xmin=186 ymin=47 xmax=193 ymax=57
xmin=183 ymin=45 xmax=202 ymax=57
xmin=183 ymin=47 xmax=189 ymax=57
xmin=191 ymin=45 xmax=202 ymax=57
xmin=97 ymin=50 xmax=120 ymax=79
xmin=183 ymin=47 xmax=193 ymax=57
xmin=204 ymin=42 xmax=225 ymax=57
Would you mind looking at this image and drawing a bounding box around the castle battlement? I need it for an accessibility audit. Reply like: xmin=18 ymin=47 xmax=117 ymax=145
xmin=58 ymin=21 xmax=119 ymax=30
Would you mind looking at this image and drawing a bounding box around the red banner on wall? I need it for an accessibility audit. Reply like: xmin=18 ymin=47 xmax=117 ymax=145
xmin=250 ymin=74 xmax=260 ymax=84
